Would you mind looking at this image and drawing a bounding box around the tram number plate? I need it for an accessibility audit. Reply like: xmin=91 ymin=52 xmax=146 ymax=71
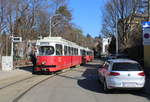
xmin=41 ymin=68 xmax=46 ymax=71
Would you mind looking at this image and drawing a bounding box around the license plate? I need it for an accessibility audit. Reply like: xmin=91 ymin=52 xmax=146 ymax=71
xmin=123 ymin=82 xmax=136 ymax=87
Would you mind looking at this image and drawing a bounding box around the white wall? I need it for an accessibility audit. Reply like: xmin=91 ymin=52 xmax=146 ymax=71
xmin=101 ymin=38 xmax=111 ymax=55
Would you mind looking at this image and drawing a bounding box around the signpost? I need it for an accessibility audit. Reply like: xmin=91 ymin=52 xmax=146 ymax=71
xmin=11 ymin=36 xmax=22 ymax=57
xmin=143 ymin=22 xmax=150 ymax=45
xmin=142 ymin=22 xmax=150 ymax=68
xmin=2 ymin=36 xmax=22 ymax=71
xmin=13 ymin=37 xmax=22 ymax=42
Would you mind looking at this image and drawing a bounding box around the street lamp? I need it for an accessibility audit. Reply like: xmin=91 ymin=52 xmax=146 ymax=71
xmin=49 ymin=14 xmax=62 ymax=37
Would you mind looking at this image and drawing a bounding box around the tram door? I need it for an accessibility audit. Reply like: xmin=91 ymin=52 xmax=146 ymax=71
xmin=64 ymin=46 xmax=70 ymax=68
xmin=55 ymin=44 xmax=63 ymax=69
xmin=81 ymin=50 xmax=86 ymax=64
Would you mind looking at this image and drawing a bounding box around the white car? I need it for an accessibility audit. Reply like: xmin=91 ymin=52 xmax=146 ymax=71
xmin=98 ymin=59 xmax=145 ymax=92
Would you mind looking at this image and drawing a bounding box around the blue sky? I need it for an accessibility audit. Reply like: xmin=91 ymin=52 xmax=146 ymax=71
xmin=69 ymin=0 xmax=106 ymax=37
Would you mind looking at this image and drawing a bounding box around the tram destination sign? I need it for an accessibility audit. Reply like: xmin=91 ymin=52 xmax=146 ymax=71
xmin=40 ymin=42 xmax=50 ymax=46
xmin=142 ymin=22 xmax=150 ymax=45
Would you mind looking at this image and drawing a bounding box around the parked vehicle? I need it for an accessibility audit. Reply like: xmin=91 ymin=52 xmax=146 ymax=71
xmin=107 ymin=53 xmax=128 ymax=60
xmin=98 ymin=59 xmax=145 ymax=92
xmin=33 ymin=37 xmax=94 ymax=74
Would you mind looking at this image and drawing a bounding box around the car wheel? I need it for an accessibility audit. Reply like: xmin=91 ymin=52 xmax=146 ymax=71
xmin=139 ymin=87 xmax=146 ymax=93
xmin=97 ymin=75 xmax=102 ymax=83
xmin=103 ymin=81 xmax=109 ymax=93
xmin=98 ymin=77 xmax=102 ymax=84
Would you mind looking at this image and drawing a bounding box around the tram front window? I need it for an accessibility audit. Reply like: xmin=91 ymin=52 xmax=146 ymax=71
xmin=39 ymin=46 xmax=54 ymax=55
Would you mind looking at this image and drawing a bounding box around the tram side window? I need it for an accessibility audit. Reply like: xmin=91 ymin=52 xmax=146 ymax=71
xmin=74 ymin=48 xmax=76 ymax=55
xmin=75 ymin=48 xmax=77 ymax=55
xmin=73 ymin=48 xmax=76 ymax=56
xmin=75 ymin=48 xmax=78 ymax=55
xmin=39 ymin=46 xmax=54 ymax=56
xmin=83 ymin=50 xmax=86 ymax=56
xmin=73 ymin=48 xmax=75 ymax=55
xmin=90 ymin=52 xmax=92 ymax=56
xmin=87 ymin=51 xmax=90 ymax=56
xmin=89 ymin=52 xmax=91 ymax=56
xmin=80 ymin=50 xmax=82 ymax=56
xmin=71 ymin=47 xmax=73 ymax=55
xmin=66 ymin=46 xmax=69 ymax=55
xmin=56 ymin=44 xmax=62 ymax=55
xmin=68 ymin=47 xmax=71 ymax=55
xmin=77 ymin=49 xmax=78 ymax=55
xmin=80 ymin=50 xmax=83 ymax=56
xmin=64 ymin=46 xmax=67 ymax=55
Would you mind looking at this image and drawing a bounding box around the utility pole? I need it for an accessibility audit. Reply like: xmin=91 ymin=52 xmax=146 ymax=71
xmin=11 ymin=35 xmax=14 ymax=69
xmin=6 ymin=35 xmax=7 ymax=56
xmin=49 ymin=16 xmax=52 ymax=37
xmin=116 ymin=16 xmax=118 ymax=56
xmin=148 ymin=0 xmax=150 ymax=21
xmin=10 ymin=35 xmax=13 ymax=57
xmin=49 ymin=14 xmax=63 ymax=37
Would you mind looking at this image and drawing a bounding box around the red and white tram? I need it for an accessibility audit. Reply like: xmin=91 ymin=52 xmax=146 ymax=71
xmin=34 ymin=37 xmax=94 ymax=73
xmin=80 ymin=47 xmax=94 ymax=64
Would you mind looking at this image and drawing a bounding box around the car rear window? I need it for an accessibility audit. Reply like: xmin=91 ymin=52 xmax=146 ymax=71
xmin=112 ymin=63 xmax=142 ymax=71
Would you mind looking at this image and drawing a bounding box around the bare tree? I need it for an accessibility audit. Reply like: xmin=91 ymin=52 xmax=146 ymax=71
xmin=0 ymin=0 xmax=95 ymax=60
xmin=101 ymin=0 xmax=141 ymax=51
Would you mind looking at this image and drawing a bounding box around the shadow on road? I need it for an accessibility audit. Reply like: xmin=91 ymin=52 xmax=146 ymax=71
xmin=77 ymin=62 xmax=150 ymax=101
xmin=17 ymin=66 xmax=55 ymax=75
xmin=77 ymin=63 xmax=105 ymax=93
xmin=17 ymin=66 xmax=33 ymax=73
xmin=82 ymin=63 xmax=100 ymax=69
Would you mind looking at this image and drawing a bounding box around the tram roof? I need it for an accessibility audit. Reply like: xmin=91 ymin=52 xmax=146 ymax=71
xmin=37 ymin=37 xmax=93 ymax=51
xmin=37 ymin=37 xmax=79 ymax=47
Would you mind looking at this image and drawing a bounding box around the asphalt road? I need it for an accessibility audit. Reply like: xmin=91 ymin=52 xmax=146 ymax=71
xmin=17 ymin=60 xmax=150 ymax=102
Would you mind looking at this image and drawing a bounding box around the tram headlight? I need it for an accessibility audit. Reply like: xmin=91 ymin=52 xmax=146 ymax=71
xmin=41 ymin=61 xmax=46 ymax=65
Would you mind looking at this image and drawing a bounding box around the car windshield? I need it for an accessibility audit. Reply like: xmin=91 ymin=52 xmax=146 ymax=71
xmin=39 ymin=46 xmax=54 ymax=56
xmin=112 ymin=63 xmax=142 ymax=71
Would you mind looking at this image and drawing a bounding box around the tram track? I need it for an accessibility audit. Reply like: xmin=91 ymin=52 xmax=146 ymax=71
xmin=0 ymin=75 xmax=37 ymax=90
xmin=11 ymin=69 xmax=72 ymax=102
xmin=13 ymin=74 xmax=56 ymax=102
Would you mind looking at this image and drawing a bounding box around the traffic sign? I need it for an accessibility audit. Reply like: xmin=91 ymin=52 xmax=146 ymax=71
xmin=13 ymin=37 xmax=22 ymax=42
xmin=142 ymin=22 xmax=150 ymax=28
xmin=142 ymin=22 xmax=150 ymax=45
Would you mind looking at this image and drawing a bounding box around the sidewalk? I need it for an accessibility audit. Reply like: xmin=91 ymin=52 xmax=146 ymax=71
xmin=0 ymin=66 xmax=32 ymax=81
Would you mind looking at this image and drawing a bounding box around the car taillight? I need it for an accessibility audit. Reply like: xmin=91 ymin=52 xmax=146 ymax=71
xmin=109 ymin=72 xmax=120 ymax=76
xmin=138 ymin=72 xmax=145 ymax=76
